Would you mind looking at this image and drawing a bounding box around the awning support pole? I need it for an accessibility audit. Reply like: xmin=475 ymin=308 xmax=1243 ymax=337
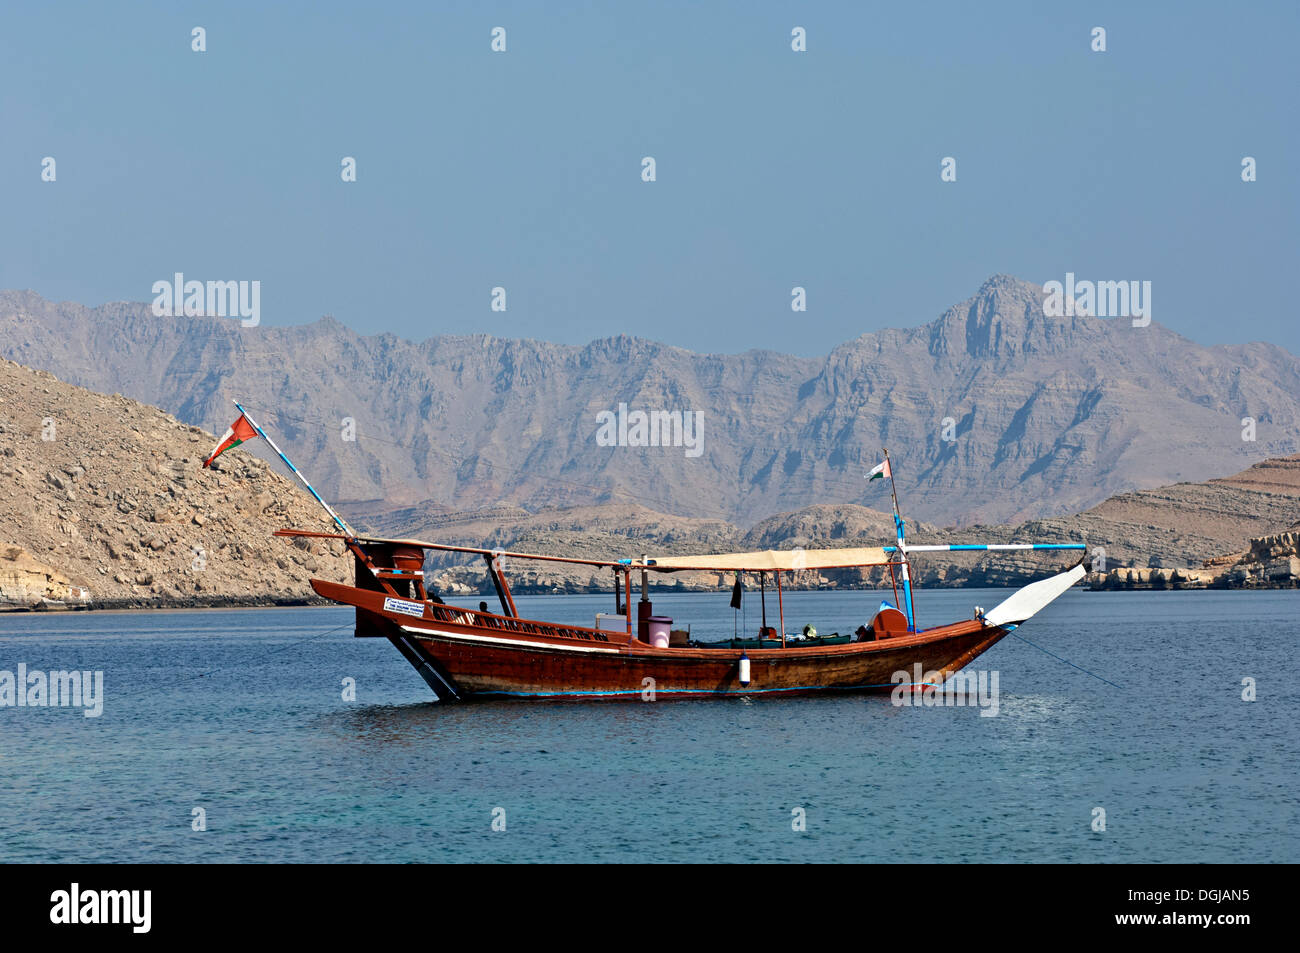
xmin=484 ymin=553 xmax=517 ymax=617
xmin=777 ymin=571 xmax=785 ymax=647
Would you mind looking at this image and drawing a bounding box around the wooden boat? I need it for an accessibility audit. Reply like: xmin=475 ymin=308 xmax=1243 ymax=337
xmin=203 ymin=406 xmax=1087 ymax=703
xmin=275 ymin=529 xmax=1087 ymax=702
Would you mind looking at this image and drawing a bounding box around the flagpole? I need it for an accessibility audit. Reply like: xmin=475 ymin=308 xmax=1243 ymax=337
xmin=232 ymin=401 xmax=354 ymax=537
xmin=881 ymin=448 xmax=916 ymax=631
xmin=884 ymin=447 xmax=903 ymax=524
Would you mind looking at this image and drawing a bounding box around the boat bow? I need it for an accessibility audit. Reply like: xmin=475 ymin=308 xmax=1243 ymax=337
xmin=984 ymin=561 xmax=1086 ymax=627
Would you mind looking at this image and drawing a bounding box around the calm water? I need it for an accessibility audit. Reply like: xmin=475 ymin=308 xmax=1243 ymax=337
xmin=1 ymin=588 xmax=1296 ymax=863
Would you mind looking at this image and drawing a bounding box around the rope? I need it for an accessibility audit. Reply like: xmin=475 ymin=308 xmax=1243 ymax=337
xmin=1004 ymin=628 xmax=1124 ymax=690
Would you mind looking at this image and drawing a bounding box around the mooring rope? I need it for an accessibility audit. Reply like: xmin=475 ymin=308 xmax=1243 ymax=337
xmin=1005 ymin=628 xmax=1124 ymax=690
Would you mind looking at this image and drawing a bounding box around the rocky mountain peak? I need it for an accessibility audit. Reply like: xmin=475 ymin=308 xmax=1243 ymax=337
xmin=925 ymin=275 xmax=1093 ymax=361
xmin=2 ymin=279 xmax=1296 ymax=529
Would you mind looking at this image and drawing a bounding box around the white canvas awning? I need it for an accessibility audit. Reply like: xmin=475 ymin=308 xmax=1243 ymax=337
xmin=640 ymin=547 xmax=891 ymax=572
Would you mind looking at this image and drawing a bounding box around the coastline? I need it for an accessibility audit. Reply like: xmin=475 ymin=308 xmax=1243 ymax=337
xmin=6 ymin=576 xmax=1298 ymax=614
xmin=0 ymin=594 xmax=334 ymax=614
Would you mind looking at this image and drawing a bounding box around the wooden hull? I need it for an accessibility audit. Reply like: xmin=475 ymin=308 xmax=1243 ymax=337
xmin=312 ymin=579 xmax=1011 ymax=701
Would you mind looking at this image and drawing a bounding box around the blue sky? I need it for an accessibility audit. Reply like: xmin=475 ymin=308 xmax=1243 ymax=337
xmin=2 ymin=1 xmax=1295 ymax=356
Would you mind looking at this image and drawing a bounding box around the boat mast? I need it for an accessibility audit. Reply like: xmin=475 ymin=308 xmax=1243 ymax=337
xmin=233 ymin=401 xmax=353 ymax=537
xmin=882 ymin=448 xmax=916 ymax=631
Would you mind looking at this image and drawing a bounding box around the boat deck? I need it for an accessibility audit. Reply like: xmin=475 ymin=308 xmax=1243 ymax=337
xmin=419 ymin=597 xmax=905 ymax=651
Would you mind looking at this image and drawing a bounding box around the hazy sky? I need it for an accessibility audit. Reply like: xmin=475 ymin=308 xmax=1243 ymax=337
xmin=2 ymin=1 xmax=1295 ymax=356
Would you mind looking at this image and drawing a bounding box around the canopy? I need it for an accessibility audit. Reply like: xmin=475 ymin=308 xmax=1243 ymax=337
xmin=639 ymin=547 xmax=891 ymax=572
xmin=276 ymin=529 xmax=893 ymax=572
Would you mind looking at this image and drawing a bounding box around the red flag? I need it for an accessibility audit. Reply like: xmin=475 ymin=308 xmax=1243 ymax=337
xmin=201 ymin=414 xmax=259 ymax=468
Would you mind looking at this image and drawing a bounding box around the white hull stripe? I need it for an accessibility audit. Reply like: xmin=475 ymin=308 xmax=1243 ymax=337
xmin=399 ymin=624 xmax=621 ymax=654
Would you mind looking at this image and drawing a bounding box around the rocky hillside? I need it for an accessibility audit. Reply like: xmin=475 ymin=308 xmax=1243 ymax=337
xmin=3 ymin=275 xmax=1296 ymax=528
xmin=415 ymin=455 xmax=1300 ymax=595
xmin=991 ymin=453 xmax=1300 ymax=568
xmin=346 ymin=499 xmax=743 ymax=566
xmin=0 ymin=358 xmax=349 ymax=608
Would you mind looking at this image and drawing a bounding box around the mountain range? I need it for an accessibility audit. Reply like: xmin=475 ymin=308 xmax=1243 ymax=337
xmin=2 ymin=275 xmax=1297 ymax=529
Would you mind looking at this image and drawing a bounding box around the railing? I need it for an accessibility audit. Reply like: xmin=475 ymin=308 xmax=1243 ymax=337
xmin=423 ymin=603 xmax=611 ymax=643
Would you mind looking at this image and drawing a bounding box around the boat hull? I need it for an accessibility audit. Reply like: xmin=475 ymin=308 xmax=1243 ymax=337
xmin=312 ymin=579 xmax=1010 ymax=701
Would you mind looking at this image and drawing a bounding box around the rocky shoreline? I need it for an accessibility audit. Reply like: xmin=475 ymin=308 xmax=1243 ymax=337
xmin=0 ymin=542 xmax=338 ymax=611
xmin=1 ymin=594 xmax=336 ymax=612
xmin=1087 ymin=530 xmax=1300 ymax=590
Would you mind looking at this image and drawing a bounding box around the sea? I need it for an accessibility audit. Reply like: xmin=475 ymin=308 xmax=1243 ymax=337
xmin=1 ymin=588 xmax=1296 ymax=863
